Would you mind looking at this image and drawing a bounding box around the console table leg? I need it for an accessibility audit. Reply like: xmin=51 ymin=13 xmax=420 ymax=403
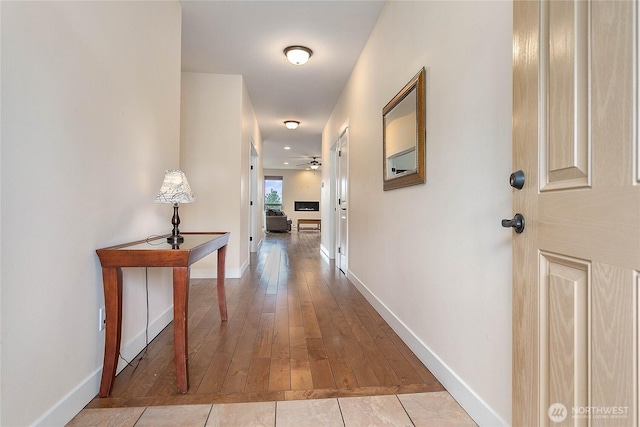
xmin=217 ymin=245 xmax=228 ymax=321
xmin=99 ymin=267 xmax=123 ymax=397
xmin=173 ymin=267 xmax=190 ymax=393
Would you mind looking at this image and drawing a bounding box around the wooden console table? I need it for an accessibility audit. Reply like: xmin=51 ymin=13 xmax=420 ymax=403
xmin=95 ymin=231 xmax=230 ymax=397
xmin=297 ymin=219 xmax=321 ymax=231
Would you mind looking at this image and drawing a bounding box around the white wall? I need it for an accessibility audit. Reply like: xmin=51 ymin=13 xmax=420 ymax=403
xmin=1 ymin=2 xmax=182 ymax=425
xmin=180 ymin=72 xmax=261 ymax=278
xmin=264 ymin=169 xmax=321 ymax=226
xmin=321 ymin=1 xmax=512 ymax=425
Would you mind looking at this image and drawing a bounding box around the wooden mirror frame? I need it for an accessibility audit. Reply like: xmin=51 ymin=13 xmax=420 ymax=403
xmin=382 ymin=67 xmax=426 ymax=191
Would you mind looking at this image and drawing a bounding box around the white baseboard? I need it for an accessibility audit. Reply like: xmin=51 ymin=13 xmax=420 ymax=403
xmin=190 ymin=266 xmax=244 ymax=279
xmin=320 ymin=243 xmax=332 ymax=260
xmin=346 ymin=270 xmax=508 ymax=427
xmin=255 ymin=236 xmax=263 ymax=252
xmin=116 ymin=306 xmax=174 ymax=374
xmin=34 ymin=306 xmax=175 ymax=427
xmin=190 ymin=257 xmax=248 ymax=279
xmin=238 ymin=258 xmax=249 ymax=277
xmin=34 ymin=367 xmax=101 ymax=427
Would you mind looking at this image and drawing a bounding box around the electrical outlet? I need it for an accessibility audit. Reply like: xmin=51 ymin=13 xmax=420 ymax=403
xmin=98 ymin=307 xmax=106 ymax=331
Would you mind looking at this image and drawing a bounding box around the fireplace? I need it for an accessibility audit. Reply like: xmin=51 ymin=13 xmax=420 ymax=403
xmin=294 ymin=201 xmax=319 ymax=211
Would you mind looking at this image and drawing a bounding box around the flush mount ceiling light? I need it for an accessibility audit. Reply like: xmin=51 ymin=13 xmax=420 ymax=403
xmin=284 ymin=45 xmax=313 ymax=65
xmin=284 ymin=120 xmax=300 ymax=130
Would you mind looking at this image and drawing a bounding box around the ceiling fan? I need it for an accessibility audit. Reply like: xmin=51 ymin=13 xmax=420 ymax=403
xmin=297 ymin=157 xmax=322 ymax=169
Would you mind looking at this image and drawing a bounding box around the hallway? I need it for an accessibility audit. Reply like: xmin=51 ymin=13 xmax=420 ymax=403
xmin=74 ymin=232 xmax=476 ymax=425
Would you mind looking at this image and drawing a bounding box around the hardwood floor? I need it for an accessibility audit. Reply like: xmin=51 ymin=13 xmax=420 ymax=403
xmin=87 ymin=231 xmax=443 ymax=409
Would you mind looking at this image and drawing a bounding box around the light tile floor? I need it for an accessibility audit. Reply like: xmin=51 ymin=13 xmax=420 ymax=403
xmin=67 ymin=391 xmax=477 ymax=426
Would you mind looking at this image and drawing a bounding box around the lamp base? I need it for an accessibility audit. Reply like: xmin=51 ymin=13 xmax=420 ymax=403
xmin=167 ymin=204 xmax=184 ymax=246
xmin=167 ymin=235 xmax=184 ymax=245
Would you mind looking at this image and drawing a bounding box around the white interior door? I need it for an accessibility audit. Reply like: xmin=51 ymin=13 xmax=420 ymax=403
xmin=249 ymin=141 xmax=258 ymax=253
xmin=337 ymin=127 xmax=349 ymax=273
xmin=512 ymin=1 xmax=639 ymax=425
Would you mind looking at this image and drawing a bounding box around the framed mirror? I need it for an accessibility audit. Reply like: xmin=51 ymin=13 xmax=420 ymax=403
xmin=382 ymin=67 xmax=426 ymax=190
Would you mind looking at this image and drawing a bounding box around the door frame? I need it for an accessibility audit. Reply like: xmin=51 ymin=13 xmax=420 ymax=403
xmin=335 ymin=123 xmax=349 ymax=273
xmin=327 ymin=140 xmax=338 ymax=260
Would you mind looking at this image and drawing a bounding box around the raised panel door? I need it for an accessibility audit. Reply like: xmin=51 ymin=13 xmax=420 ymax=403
xmin=512 ymin=1 xmax=639 ymax=425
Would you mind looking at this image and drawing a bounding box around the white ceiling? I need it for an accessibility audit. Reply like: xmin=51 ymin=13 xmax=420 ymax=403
xmin=179 ymin=1 xmax=385 ymax=170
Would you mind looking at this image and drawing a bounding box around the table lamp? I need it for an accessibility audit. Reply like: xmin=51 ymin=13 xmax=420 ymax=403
xmin=154 ymin=170 xmax=196 ymax=245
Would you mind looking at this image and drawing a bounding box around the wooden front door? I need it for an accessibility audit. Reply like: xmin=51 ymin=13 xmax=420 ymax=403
xmin=512 ymin=1 xmax=639 ymax=425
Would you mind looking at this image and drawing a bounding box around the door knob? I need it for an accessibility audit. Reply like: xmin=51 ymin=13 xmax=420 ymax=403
xmin=502 ymin=213 xmax=525 ymax=233
xmin=509 ymin=170 xmax=525 ymax=189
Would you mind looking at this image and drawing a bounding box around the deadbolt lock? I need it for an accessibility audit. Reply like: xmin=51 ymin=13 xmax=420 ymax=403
xmin=509 ymin=170 xmax=525 ymax=190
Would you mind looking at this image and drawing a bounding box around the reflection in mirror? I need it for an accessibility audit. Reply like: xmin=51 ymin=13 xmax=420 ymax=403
xmin=383 ymin=67 xmax=425 ymax=190
xmin=385 ymin=89 xmax=417 ymax=177
xmin=387 ymin=147 xmax=416 ymax=175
